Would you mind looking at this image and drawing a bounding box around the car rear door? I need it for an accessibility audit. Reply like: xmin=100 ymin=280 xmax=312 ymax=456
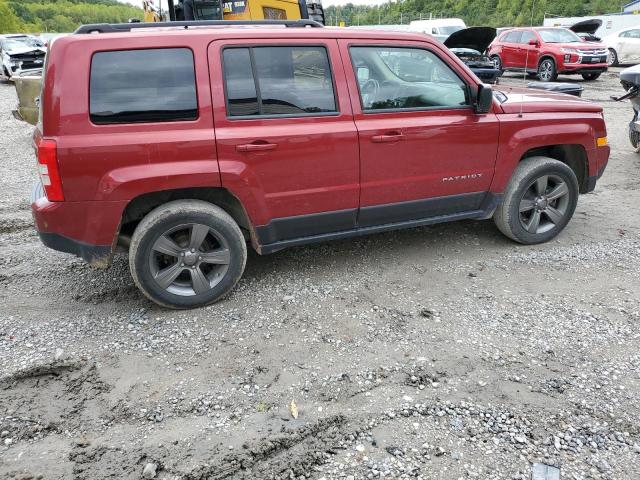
xmin=501 ymin=30 xmax=522 ymax=68
xmin=207 ymin=38 xmax=360 ymax=246
xmin=338 ymin=39 xmax=499 ymax=227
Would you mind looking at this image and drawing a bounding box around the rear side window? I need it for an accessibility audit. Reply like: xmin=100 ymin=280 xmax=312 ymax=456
xmin=222 ymin=46 xmax=337 ymax=117
xmin=90 ymin=48 xmax=197 ymax=124
xmin=502 ymin=31 xmax=522 ymax=43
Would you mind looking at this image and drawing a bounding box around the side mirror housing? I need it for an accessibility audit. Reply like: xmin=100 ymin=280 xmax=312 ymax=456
xmin=475 ymin=84 xmax=493 ymax=114
xmin=528 ymin=39 xmax=539 ymax=46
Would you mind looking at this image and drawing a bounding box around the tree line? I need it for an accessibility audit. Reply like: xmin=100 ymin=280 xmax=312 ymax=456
xmin=0 ymin=0 xmax=143 ymax=33
xmin=0 ymin=0 xmax=631 ymax=34
xmin=324 ymin=0 xmax=629 ymax=28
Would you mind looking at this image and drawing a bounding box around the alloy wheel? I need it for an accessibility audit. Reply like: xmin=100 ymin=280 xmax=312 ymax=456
xmin=538 ymin=60 xmax=554 ymax=81
xmin=149 ymin=223 xmax=231 ymax=296
xmin=518 ymin=174 xmax=570 ymax=235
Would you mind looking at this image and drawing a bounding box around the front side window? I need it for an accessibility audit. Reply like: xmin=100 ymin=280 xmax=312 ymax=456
xmin=90 ymin=48 xmax=197 ymax=124
xmin=520 ymin=31 xmax=537 ymax=44
xmin=349 ymin=46 xmax=468 ymax=111
xmin=222 ymin=45 xmax=337 ymax=117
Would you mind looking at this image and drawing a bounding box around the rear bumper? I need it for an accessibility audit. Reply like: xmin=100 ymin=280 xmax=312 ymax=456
xmin=31 ymin=183 xmax=125 ymax=267
xmin=37 ymin=231 xmax=112 ymax=267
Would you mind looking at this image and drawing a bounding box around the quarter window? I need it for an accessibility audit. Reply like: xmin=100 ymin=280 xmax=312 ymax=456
xmin=349 ymin=46 xmax=468 ymax=111
xmin=222 ymin=46 xmax=337 ymax=117
xmin=90 ymin=48 xmax=197 ymax=124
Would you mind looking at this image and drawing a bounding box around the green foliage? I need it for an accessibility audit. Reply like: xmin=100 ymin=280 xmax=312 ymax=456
xmin=1 ymin=0 xmax=143 ymax=33
xmin=324 ymin=0 xmax=629 ymax=28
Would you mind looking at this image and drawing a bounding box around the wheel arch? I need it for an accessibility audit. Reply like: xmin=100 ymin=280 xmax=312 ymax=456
xmin=538 ymin=54 xmax=556 ymax=67
xmin=520 ymin=144 xmax=589 ymax=193
xmin=118 ymin=187 xmax=255 ymax=250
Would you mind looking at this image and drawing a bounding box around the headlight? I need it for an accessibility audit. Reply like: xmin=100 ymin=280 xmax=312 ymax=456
xmin=561 ymin=48 xmax=578 ymax=54
xmin=9 ymin=58 xmax=20 ymax=66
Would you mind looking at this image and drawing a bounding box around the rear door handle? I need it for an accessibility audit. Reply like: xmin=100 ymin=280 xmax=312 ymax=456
xmin=236 ymin=142 xmax=278 ymax=152
xmin=371 ymin=132 xmax=404 ymax=144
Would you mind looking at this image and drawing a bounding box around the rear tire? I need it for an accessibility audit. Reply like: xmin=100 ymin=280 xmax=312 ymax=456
xmin=129 ymin=200 xmax=247 ymax=309
xmin=494 ymin=157 xmax=579 ymax=244
xmin=608 ymin=48 xmax=619 ymax=67
xmin=537 ymin=58 xmax=558 ymax=82
xmin=581 ymin=72 xmax=601 ymax=81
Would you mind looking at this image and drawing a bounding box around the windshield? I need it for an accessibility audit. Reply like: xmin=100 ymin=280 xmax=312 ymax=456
xmin=3 ymin=37 xmax=44 ymax=50
xmin=440 ymin=26 xmax=464 ymax=35
xmin=537 ymin=28 xmax=582 ymax=43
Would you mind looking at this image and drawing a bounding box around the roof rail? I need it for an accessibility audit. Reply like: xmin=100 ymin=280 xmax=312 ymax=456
xmin=74 ymin=19 xmax=323 ymax=34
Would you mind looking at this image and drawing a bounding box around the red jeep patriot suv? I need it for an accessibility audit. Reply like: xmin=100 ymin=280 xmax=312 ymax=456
xmin=488 ymin=27 xmax=609 ymax=82
xmin=31 ymin=20 xmax=610 ymax=309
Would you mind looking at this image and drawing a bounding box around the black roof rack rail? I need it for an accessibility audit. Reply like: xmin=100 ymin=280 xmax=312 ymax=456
xmin=74 ymin=19 xmax=323 ymax=34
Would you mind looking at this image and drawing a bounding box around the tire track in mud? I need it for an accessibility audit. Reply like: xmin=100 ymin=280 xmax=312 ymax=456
xmin=183 ymin=415 xmax=352 ymax=480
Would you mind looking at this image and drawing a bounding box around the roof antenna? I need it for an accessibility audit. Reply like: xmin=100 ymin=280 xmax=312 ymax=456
xmin=519 ymin=0 xmax=537 ymax=118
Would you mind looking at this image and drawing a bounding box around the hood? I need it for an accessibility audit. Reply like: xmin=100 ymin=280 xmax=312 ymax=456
xmin=5 ymin=46 xmax=46 ymax=56
xmin=570 ymin=19 xmax=602 ymax=35
xmin=493 ymin=85 xmax=602 ymax=114
xmin=543 ymin=41 xmax=605 ymax=50
xmin=444 ymin=27 xmax=496 ymax=53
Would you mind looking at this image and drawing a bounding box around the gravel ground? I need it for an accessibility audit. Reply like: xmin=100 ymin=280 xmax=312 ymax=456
xmin=1 ymin=69 xmax=640 ymax=480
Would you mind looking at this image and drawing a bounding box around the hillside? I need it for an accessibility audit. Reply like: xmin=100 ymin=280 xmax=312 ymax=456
xmin=324 ymin=0 xmax=629 ymax=28
xmin=0 ymin=0 xmax=143 ymax=33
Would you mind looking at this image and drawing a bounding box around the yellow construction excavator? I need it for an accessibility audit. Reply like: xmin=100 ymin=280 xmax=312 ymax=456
xmin=142 ymin=0 xmax=324 ymax=24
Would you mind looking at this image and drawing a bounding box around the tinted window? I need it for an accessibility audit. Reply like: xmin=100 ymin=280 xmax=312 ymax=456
xmin=350 ymin=46 xmax=468 ymax=111
xmin=223 ymin=48 xmax=259 ymax=116
xmin=90 ymin=48 xmax=197 ymax=124
xmin=503 ymin=31 xmax=522 ymax=43
xmin=223 ymin=46 xmax=337 ymax=117
xmin=520 ymin=31 xmax=537 ymax=44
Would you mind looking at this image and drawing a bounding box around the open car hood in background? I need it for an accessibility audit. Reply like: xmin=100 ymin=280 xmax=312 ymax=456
xmin=570 ymin=19 xmax=602 ymax=35
xmin=444 ymin=27 xmax=497 ymax=53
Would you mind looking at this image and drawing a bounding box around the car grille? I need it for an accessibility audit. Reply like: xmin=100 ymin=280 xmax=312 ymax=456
xmin=10 ymin=52 xmax=45 ymax=71
xmin=576 ymin=48 xmax=607 ymax=55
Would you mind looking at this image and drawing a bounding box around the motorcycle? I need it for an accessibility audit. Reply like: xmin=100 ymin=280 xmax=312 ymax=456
xmin=614 ymin=64 xmax=640 ymax=151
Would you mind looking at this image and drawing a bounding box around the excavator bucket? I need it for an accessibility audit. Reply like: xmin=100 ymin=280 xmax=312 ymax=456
xmin=12 ymin=76 xmax=42 ymax=125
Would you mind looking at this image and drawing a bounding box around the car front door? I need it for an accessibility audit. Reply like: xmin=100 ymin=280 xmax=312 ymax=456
xmin=621 ymin=29 xmax=640 ymax=63
xmin=518 ymin=30 xmax=540 ymax=70
xmin=208 ymin=39 xmax=360 ymax=247
xmin=338 ymin=40 xmax=499 ymax=227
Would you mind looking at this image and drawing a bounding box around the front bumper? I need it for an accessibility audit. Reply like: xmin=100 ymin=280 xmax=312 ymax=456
xmin=559 ymin=63 xmax=608 ymax=75
xmin=586 ymin=146 xmax=610 ymax=192
xmin=31 ymin=183 xmax=125 ymax=267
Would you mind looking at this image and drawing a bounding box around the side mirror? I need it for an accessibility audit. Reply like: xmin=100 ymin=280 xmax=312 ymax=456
xmin=528 ymin=39 xmax=539 ymax=46
xmin=475 ymin=84 xmax=493 ymax=114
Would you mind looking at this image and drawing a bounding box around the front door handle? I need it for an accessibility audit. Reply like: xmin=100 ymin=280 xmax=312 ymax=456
xmin=236 ymin=142 xmax=278 ymax=152
xmin=371 ymin=132 xmax=404 ymax=143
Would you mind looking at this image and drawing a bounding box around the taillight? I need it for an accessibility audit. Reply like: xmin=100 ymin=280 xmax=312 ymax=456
xmin=37 ymin=139 xmax=64 ymax=201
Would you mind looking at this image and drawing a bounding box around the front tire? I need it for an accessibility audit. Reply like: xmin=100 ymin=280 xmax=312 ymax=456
xmin=608 ymin=48 xmax=619 ymax=67
xmin=581 ymin=72 xmax=601 ymax=81
xmin=129 ymin=200 xmax=247 ymax=309
xmin=537 ymin=58 xmax=558 ymax=82
xmin=490 ymin=55 xmax=503 ymax=73
xmin=494 ymin=157 xmax=579 ymax=244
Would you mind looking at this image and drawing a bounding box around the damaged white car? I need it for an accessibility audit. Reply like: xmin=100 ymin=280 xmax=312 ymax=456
xmin=0 ymin=34 xmax=46 ymax=81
